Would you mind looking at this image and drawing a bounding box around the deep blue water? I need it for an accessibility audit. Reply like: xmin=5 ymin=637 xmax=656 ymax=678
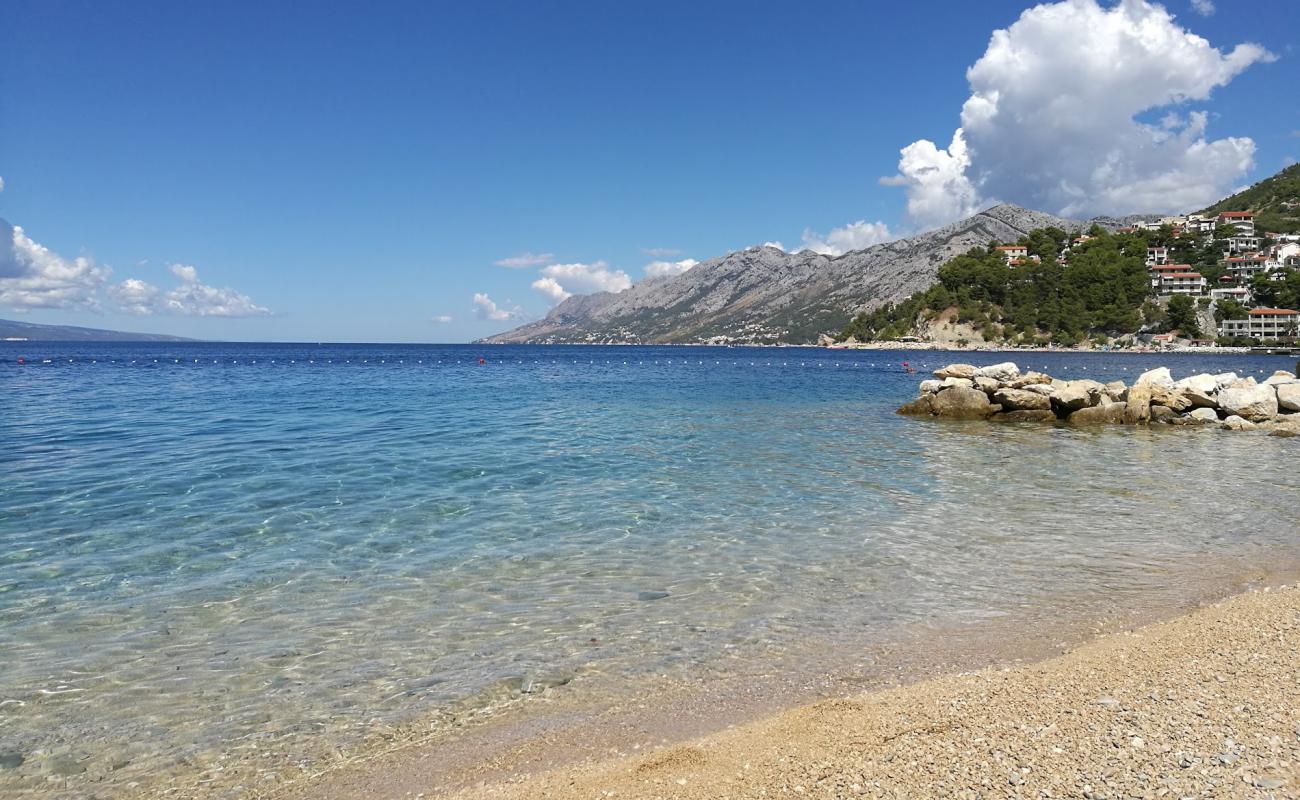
xmin=2 ymin=342 xmax=1299 ymax=797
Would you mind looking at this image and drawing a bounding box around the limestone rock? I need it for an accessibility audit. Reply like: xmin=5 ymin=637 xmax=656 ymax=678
xmin=1218 ymin=384 xmax=1278 ymax=422
xmin=1024 ymin=383 xmax=1055 ymax=395
xmin=1174 ymin=374 xmax=1218 ymax=408
xmin=1188 ymin=407 xmax=1219 ymax=423
xmin=1262 ymin=370 xmax=1299 ymax=386
xmin=1135 ymin=367 xmax=1174 ymax=389
xmin=929 ymin=386 xmax=999 ymax=419
xmin=1149 ymin=405 xmax=1178 ymax=423
xmin=1068 ymin=403 xmax=1125 ymax=425
xmin=1051 ymin=380 xmax=1102 ymax=413
xmin=934 ymin=364 xmax=979 ymax=379
xmin=1124 ymin=384 xmax=1153 ymax=424
xmin=1277 ymin=382 xmax=1300 ymax=412
xmin=897 ymin=396 xmax=934 ymax=416
xmin=940 ymin=376 xmax=975 ymax=389
xmin=918 ymin=379 xmax=942 ymax=395
xmin=993 ymin=388 xmax=1052 ymax=411
xmin=1104 ymin=380 xmax=1127 ymax=401
xmin=1149 ymin=385 xmax=1193 ymax=413
xmin=977 ymin=362 xmax=1020 ymax=382
xmin=973 ymin=376 xmax=1001 ymax=396
xmin=1221 ymin=415 xmax=1257 ymax=431
xmin=1007 ymin=371 xmax=1052 ymax=388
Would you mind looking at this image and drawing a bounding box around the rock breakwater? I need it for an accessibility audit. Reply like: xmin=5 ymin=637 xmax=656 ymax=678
xmin=899 ymin=362 xmax=1300 ymax=434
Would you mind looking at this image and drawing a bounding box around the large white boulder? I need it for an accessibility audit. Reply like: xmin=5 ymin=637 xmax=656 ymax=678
xmin=1174 ymin=373 xmax=1219 ymax=408
xmin=1050 ymin=380 xmax=1101 ymax=412
xmin=1263 ymin=370 xmax=1299 ymax=386
xmin=940 ymin=376 xmax=975 ymax=389
xmin=1276 ymin=382 xmax=1300 ymax=413
xmin=934 ymin=364 xmax=979 ymax=379
xmin=977 ymin=362 xmax=1020 ymax=382
xmin=1135 ymin=367 xmax=1174 ymax=389
xmin=993 ymin=388 xmax=1052 ymax=411
xmin=1188 ymin=407 xmax=1219 ymax=423
xmin=1218 ymin=384 xmax=1278 ymax=422
xmin=918 ymin=379 xmax=942 ymax=395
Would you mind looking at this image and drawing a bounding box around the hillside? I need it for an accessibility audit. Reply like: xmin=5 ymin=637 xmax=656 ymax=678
xmin=484 ymin=204 xmax=1122 ymax=345
xmin=1200 ymin=163 xmax=1300 ymax=233
xmin=0 ymin=318 xmax=195 ymax=342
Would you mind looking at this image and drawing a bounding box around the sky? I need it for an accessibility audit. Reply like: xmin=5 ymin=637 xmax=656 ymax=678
xmin=1 ymin=0 xmax=1298 ymax=342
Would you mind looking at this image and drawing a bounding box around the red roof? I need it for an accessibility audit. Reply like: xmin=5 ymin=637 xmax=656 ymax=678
xmin=1150 ymin=264 xmax=1188 ymax=271
xmin=1219 ymin=211 xmax=1253 ymax=218
xmin=1249 ymin=308 xmax=1299 ymax=316
xmin=995 ymin=245 xmax=1026 ymax=251
xmin=1165 ymin=272 xmax=1203 ymax=279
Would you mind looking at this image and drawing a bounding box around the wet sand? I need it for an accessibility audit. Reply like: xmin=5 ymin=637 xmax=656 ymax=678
xmin=271 ymin=583 xmax=1300 ymax=800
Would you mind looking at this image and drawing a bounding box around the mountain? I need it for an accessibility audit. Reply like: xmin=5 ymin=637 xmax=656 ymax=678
xmin=1200 ymin=163 xmax=1300 ymax=234
xmin=0 ymin=318 xmax=196 ymax=342
xmin=483 ymin=204 xmax=1122 ymax=345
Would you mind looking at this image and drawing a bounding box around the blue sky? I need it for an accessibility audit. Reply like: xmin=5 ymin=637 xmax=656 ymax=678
xmin=1 ymin=0 xmax=1297 ymax=342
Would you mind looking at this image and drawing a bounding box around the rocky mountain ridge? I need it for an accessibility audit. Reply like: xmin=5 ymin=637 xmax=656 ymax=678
xmin=483 ymin=204 xmax=1136 ymax=345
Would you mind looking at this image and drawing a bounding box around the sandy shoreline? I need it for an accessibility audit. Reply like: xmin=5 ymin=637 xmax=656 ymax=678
xmin=270 ymin=583 xmax=1300 ymax=800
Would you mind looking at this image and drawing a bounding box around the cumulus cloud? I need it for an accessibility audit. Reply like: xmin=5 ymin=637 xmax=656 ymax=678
xmin=0 ymin=220 xmax=111 ymax=310
xmin=495 ymin=251 xmax=554 ymax=268
xmin=108 ymin=264 xmax=270 ymax=317
xmin=529 ymin=261 xmax=632 ymax=304
xmin=432 ymin=314 xmax=453 ymax=323
xmin=1190 ymin=0 xmax=1214 ymax=16
xmin=643 ymin=258 xmax=698 ymax=279
xmin=760 ymin=241 xmax=785 ymax=251
xmin=800 ymin=220 xmax=894 ymax=256
xmin=884 ymin=0 xmax=1274 ymax=227
xmin=641 ymin=247 xmax=681 ymax=257
xmin=107 ymin=278 xmax=161 ymax=315
xmin=473 ymin=292 xmax=521 ymax=321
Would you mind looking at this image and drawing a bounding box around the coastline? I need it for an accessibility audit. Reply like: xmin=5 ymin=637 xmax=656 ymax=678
xmin=273 ymin=580 xmax=1300 ymax=800
xmin=251 ymin=551 xmax=1300 ymax=800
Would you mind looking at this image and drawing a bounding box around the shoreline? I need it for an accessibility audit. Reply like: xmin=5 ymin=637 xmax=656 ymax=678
xmin=272 ymin=579 xmax=1300 ymax=800
xmin=252 ymin=553 xmax=1300 ymax=800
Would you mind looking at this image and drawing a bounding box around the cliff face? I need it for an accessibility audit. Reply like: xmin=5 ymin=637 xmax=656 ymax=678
xmin=483 ymin=204 xmax=1115 ymax=345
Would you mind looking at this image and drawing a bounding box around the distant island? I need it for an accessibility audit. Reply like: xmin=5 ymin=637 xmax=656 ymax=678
xmin=0 ymin=317 xmax=196 ymax=342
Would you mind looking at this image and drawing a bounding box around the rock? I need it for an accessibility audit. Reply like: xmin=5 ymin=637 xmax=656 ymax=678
xmin=1224 ymin=376 xmax=1257 ymax=390
xmin=1189 ymin=407 xmax=1219 ymax=423
xmin=1174 ymin=374 xmax=1219 ymax=408
xmin=1104 ymin=380 xmax=1127 ymax=401
xmin=1262 ymin=370 xmax=1299 ymax=386
xmin=940 ymin=376 xmax=975 ymax=390
xmin=1124 ymin=384 xmax=1153 ymax=424
xmin=1221 ymin=415 xmax=1257 ymax=431
xmin=1050 ymin=378 xmax=1069 ymax=390
xmin=973 ymin=376 xmax=1001 ymax=396
xmin=1149 ymin=385 xmax=1193 ymax=412
xmin=1277 ymin=382 xmax=1300 ymax=412
xmin=1218 ymin=384 xmax=1278 ymax=422
xmin=1149 ymin=405 xmax=1178 ymax=423
xmin=929 ymin=386 xmax=1000 ymax=419
xmin=1211 ymin=371 xmax=1239 ymax=389
xmin=1024 ymin=383 xmax=1055 ymax=395
xmin=918 ymin=379 xmax=942 ymax=395
xmin=44 ymin=755 xmax=86 ymax=776
xmin=992 ymin=409 xmax=1057 ymax=423
xmin=1050 ymin=381 xmax=1101 ymax=413
xmin=637 ymin=590 xmax=670 ymax=601
xmin=933 ymin=363 xmax=979 ymax=379
xmin=1135 ymin=366 xmax=1174 ymax=388
xmin=992 ymin=388 xmax=1052 ymax=411
xmin=1007 ymin=371 xmax=1052 ymax=388
xmin=0 ymin=751 xmax=23 ymax=770
xmin=977 ymin=362 xmax=1020 ymax=382
xmin=1067 ymin=402 xmax=1125 ymax=425
xmin=897 ymin=396 xmax=934 ymax=416
xmin=1263 ymin=415 xmax=1300 ymax=436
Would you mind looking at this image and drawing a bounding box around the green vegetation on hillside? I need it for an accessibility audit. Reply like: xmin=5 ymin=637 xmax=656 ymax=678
xmin=1200 ymin=163 xmax=1300 ymax=234
xmin=839 ymin=226 xmax=1171 ymax=347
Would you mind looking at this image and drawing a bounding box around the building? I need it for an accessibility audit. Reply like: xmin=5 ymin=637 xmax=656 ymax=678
xmin=1218 ymin=308 xmax=1300 ymax=340
xmin=1223 ymin=253 xmax=1270 ymax=281
xmin=1210 ymin=285 xmax=1251 ymax=302
xmin=1224 ymin=235 xmax=1263 ymax=255
xmin=1149 ymin=263 xmax=1191 ymax=289
xmin=1146 ymin=246 xmax=1168 ymax=266
xmin=1157 ymin=271 xmax=1207 ymax=296
xmin=1184 ymin=214 xmax=1217 ymax=234
xmin=995 ymin=245 xmax=1028 ymax=265
xmin=1216 ymin=211 xmax=1256 ymax=237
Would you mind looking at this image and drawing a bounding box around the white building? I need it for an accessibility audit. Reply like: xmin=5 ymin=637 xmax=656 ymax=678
xmin=1210 ymin=286 xmax=1251 ymax=302
xmin=1146 ymin=246 xmax=1168 ymax=266
xmin=995 ymin=245 xmax=1029 ymax=265
xmin=1216 ymin=211 xmax=1256 ymax=237
xmin=1184 ymin=214 xmax=1217 ymax=234
xmin=1219 ymin=308 xmax=1300 ymax=340
xmin=1158 ymin=271 xmax=1207 ymax=296
xmin=1223 ymin=253 xmax=1271 ymax=281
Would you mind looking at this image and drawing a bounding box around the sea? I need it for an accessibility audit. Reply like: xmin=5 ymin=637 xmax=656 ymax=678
xmin=3 ymin=342 xmax=1300 ymax=798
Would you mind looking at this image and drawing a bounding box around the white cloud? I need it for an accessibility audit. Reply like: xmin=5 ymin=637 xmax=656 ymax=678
xmin=0 ymin=176 xmax=5 ymax=192
xmin=760 ymin=241 xmax=785 ymax=251
xmin=799 ymin=220 xmax=894 ymax=256
xmin=495 ymin=251 xmax=554 ymax=268
xmin=885 ymin=0 xmax=1274 ymax=226
xmin=641 ymin=247 xmax=682 ymax=257
xmin=0 ymin=222 xmax=110 ymax=310
xmin=160 ymin=264 xmax=270 ymax=316
xmin=529 ymin=261 xmax=632 ymax=304
xmin=107 ymin=278 xmax=161 ymax=315
xmin=473 ymin=292 xmax=521 ymax=321
xmin=1190 ymin=0 xmax=1215 ymax=17
xmin=432 ymin=314 xmax=453 ymax=324
xmin=643 ymin=258 xmax=698 ymax=279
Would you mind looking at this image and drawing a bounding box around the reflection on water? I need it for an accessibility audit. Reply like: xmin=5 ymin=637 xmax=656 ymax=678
xmin=2 ymin=343 xmax=1298 ymax=797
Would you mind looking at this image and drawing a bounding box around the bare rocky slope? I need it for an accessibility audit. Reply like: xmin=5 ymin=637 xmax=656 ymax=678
xmin=482 ymin=204 xmax=1133 ymax=345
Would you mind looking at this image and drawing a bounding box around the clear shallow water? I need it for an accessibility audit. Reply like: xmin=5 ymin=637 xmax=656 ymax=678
xmin=2 ymin=343 xmax=1299 ymax=797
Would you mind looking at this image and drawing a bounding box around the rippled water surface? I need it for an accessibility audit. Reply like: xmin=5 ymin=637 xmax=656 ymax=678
xmin=3 ymin=343 xmax=1299 ymax=797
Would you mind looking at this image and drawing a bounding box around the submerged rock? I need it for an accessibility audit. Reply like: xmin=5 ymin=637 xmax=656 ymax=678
xmin=637 ymin=590 xmax=670 ymax=602
xmin=0 ymin=751 xmax=23 ymax=770
xmin=897 ymin=396 xmax=934 ymax=416
xmin=993 ymin=409 xmax=1057 ymax=423
xmin=1068 ymin=403 xmax=1125 ymax=425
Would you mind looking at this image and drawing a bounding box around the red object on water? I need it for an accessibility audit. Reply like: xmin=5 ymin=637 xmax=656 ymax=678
xmin=17 ymin=357 xmax=24 ymax=364
xmin=479 ymin=358 xmax=485 ymax=365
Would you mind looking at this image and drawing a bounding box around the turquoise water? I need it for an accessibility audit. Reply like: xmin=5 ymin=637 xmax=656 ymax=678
xmin=3 ymin=343 xmax=1300 ymax=797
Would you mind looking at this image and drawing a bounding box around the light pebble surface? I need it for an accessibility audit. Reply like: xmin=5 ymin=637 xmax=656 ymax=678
xmin=281 ymin=585 xmax=1300 ymax=800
